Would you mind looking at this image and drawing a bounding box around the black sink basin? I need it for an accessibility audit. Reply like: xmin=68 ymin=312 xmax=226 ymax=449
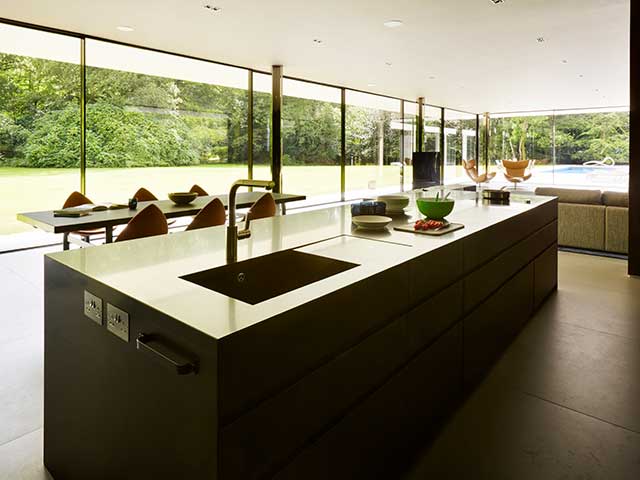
xmin=180 ymin=250 xmax=359 ymax=305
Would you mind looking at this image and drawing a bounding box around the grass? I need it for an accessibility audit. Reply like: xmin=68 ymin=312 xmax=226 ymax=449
xmin=0 ymin=164 xmax=411 ymax=235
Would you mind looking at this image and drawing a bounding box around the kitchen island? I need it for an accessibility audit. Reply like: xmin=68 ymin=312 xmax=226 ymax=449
xmin=44 ymin=191 xmax=558 ymax=480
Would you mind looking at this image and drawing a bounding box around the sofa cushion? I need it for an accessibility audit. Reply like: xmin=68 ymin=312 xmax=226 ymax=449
xmin=602 ymin=191 xmax=629 ymax=208
xmin=605 ymin=206 xmax=629 ymax=254
xmin=535 ymin=187 xmax=602 ymax=205
xmin=557 ymin=203 xmax=605 ymax=251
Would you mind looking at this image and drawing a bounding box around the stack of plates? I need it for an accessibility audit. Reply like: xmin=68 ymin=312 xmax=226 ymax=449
xmin=378 ymin=195 xmax=410 ymax=215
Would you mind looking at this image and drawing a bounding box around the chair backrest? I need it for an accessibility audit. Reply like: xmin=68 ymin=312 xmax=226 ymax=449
xmin=502 ymin=159 xmax=531 ymax=177
xmin=63 ymin=191 xmax=93 ymax=208
xmin=115 ymin=204 xmax=168 ymax=243
xmin=247 ymin=193 xmax=277 ymax=222
xmin=132 ymin=187 xmax=158 ymax=202
xmin=186 ymin=198 xmax=226 ymax=231
xmin=462 ymin=159 xmax=482 ymax=183
xmin=189 ymin=184 xmax=209 ymax=197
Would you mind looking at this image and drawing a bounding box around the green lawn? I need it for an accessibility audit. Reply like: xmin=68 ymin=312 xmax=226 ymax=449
xmin=0 ymin=164 xmax=412 ymax=235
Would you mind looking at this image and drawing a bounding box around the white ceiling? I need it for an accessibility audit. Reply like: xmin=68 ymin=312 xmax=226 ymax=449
xmin=0 ymin=0 xmax=630 ymax=113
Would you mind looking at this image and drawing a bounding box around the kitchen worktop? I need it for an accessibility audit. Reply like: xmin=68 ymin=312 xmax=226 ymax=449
xmin=47 ymin=190 xmax=555 ymax=339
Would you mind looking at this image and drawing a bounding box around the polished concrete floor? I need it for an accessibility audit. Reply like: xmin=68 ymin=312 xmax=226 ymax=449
xmin=0 ymin=249 xmax=638 ymax=479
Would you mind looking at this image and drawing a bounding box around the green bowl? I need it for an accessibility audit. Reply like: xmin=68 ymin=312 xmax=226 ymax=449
xmin=416 ymin=198 xmax=455 ymax=219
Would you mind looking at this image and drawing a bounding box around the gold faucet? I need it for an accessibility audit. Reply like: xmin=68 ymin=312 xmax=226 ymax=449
xmin=227 ymin=179 xmax=275 ymax=263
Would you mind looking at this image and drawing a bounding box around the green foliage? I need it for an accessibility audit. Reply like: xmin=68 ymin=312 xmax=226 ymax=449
xmin=0 ymin=113 xmax=28 ymax=160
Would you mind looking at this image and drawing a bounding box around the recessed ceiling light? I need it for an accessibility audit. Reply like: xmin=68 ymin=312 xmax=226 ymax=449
xmin=428 ymin=76 xmax=436 ymax=80
xmin=490 ymin=0 xmax=505 ymax=4
xmin=537 ymin=37 xmax=545 ymax=43
xmin=312 ymin=38 xmax=324 ymax=45
xmin=578 ymin=74 xmax=584 ymax=78
xmin=116 ymin=25 xmax=134 ymax=32
xmin=385 ymin=61 xmax=393 ymax=67
xmin=561 ymin=59 xmax=568 ymax=64
xmin=203 ymin=5 xmax=222 ymax=13
xmin=367 ymin=83 xmax=377 ymax=87
xmin=383 ymin=20 xmax=404 ymax=28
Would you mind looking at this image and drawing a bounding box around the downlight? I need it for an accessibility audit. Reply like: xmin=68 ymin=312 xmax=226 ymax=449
xmin=383 ymin=20 xmax=404 ymax=28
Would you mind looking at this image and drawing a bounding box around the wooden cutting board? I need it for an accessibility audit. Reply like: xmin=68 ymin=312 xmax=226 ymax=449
xmin=394 ymin=222 xmax=464 ymax=236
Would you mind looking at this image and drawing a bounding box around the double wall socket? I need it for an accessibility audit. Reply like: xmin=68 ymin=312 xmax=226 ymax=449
xmin=84 ymin=291 xmax=103 ymax=325
xmin=107 ymin=304 xmax=129 ymax=342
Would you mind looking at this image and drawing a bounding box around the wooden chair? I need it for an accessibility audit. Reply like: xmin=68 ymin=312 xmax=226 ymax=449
xmin=62 ymin=191 xmax=103 ymax=249
xmin=189 ymin=184 xmax=209 ymax=197
xmin=132 ymin=187 xmax=158 ymax=202
xmin=501 ymin=159 xmax=534 ymax=189
xmin=246 ymin=193 xmax=276 ymax=222
xmin=132 ymin=187 xmax=176 ymax=226
xmin=115 ymin=204 xmax=168 ymax=243
xmin=462 ymin=159 xmax=496 ymax=188
xmin=186 ymin=198 xmax=226 ymax=231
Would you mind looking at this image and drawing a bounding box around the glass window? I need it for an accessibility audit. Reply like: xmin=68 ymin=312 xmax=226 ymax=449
xmin=85 ymin=40 xmax=249 ymax=202
xmin=402 ymin=102 xmax=418 ymax=190
xmin=444 ymin=110 xmax=477 ymax=184
xmin=0 ymin=23 xmax=80 ymax=243
xmin=282 ymin=79 xmax=341 ymax=201
xmin=424 ymin=106 xmax=442 ymax=153
xmin=252 ymin=72 xmax=271 ymax=183
xmin=489 ymin=113 xmax=553 ymax=187
xmin=345 ymin=91 xmax=402 ymax=198
xmin=554 ymin=108 xmax=628 ymax=189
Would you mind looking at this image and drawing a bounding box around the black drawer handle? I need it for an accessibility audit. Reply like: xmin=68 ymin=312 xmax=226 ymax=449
xmin=136 ymin=333 xmax=198 ymax=375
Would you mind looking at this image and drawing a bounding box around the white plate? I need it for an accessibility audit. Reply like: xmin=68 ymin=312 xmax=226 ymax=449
xmin=352 ymin=215 xmax=393 ymax=230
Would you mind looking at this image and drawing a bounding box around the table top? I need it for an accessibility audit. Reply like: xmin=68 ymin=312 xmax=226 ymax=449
xmin=17 ymin=192 xmax=306 ymax=233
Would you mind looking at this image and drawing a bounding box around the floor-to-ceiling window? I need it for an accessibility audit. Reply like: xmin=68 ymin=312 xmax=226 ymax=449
xmin=489 ymin=109 xmax=628 ymax=190
xmin=252 ymin=72 xmax=271 ymax=183
xmin=282 ymin=79 xmax=341 ymax=201
xmin=403 ymin=101 xmax=418 ymax=190
xmin=85 ymin=39 xmax=249 ymax=201
xmin=424 ymin=106 xmax=442 ymax=154
xmin=344 ymin=91 xmax=403 ymax=198
xmin=0 ymin=23 xmax=81 ymax=239
xmin=443 ymin=109 xmax=477 ymax=184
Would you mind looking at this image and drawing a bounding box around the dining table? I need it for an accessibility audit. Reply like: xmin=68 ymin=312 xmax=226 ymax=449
xmin=17 ymin=192 xmax=306 ymax=250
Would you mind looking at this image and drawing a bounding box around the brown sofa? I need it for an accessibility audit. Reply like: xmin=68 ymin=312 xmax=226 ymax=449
xmin=535 ymin=187 xmax=628 ymax=254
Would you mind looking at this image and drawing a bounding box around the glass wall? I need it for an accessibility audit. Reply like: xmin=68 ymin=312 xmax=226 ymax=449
xmin=282 ymin=79 xmax=341 ymax=201
xmin=85 ymin=40 xmax=250 ymax=202
xmin=424 ymin=106 xmax=442 ymax=154
xmin=402 ymin=102 xmax=418 ymax=190
xmin=252 ymin=72 xmax=271 ymax=182
xmin=345 ymin=91 xmax=403 ymax=198
xmin=443 ymin=109 xmax=477 ymax=184
xmin=0 ymin=23 xmax=81 ymax=237
xmin=489 ymin=109 xmax=628 ymax=190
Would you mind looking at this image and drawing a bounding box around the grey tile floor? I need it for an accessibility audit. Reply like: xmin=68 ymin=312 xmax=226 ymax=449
xmin=0 ymin=248 xmax=638 ymax=479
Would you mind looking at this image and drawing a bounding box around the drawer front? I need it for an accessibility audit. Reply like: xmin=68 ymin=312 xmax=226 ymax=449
xmin=220 ymin=317 xmax=407 ymax=480
xmin=273 ymin=325 xmax=463 ymax=480
xmin=408 ymin=242 xmax=463 ymax=307
xmin=463 ymin=263 xmax=534 ymax=387
xmin=463 ymin=220 xmax=557 ymax=312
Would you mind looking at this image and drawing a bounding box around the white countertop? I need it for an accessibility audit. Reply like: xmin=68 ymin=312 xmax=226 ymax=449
xmin=47 ymin=191 xmax=555 ymax=339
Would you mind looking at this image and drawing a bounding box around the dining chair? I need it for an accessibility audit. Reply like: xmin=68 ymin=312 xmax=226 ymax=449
xmin=132 ymin=187 xmax=158 ymax=202
xmin=246 ymin=193 xmax=277 ymax=222
xmin=62 ymin=191 xmax=104 ymax=248
xmin=185 ymin=198 xmax=226 ymax=231
xmin=189 ymin=184 xmax=209 ymax=197
xmin=115 ymin=204 xmax=168 ymax=243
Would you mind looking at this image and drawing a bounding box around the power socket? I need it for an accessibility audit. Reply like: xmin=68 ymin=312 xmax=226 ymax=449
xmin=84 ymin=291 xmax=103 ymax=325
xmin=107 ymin=304 xmax=129 ymax=342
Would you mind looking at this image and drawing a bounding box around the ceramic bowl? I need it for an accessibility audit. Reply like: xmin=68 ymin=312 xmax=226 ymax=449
xmin=377 ymin=195 xmax=410 ymax=213
xmin=352 ymin=215 xmax=393 ymax=230
xmin=168 ymin=192 xmax=198 ymax=205
xmin=416 ymin=198 xmax=455 ymax=219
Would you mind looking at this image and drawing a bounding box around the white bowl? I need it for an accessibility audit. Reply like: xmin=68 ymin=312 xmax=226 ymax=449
xmin=378 ymin=195 xmax=410 ymax=213
xmin=352 ymin=215 xmax=393 ymax=230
